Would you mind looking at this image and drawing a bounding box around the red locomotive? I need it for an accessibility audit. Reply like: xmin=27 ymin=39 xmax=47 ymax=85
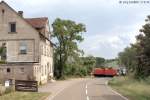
xmin=93 ymin=68 xmax=117 ymax=77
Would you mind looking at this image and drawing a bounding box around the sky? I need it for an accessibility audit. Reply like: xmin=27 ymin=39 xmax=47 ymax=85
xmin=4 ymin=0 xmax=150 ymax=59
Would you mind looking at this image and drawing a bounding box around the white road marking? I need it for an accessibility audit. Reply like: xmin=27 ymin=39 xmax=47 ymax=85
xmin=87 ymin=96 xmax=90 ymax=100
xmin=109 ymin=88 xmax=129 ymax=100
xmin=85 ymin=83 xmax=90 ymax=100
xmin=86 ymin=89 xmax=88 ymax=95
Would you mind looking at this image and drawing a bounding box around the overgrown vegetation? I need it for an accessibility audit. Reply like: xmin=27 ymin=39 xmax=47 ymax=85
xmin=0 ymin=92 xmax=49 ymax=100
xmin=0 ymin=85 xmax=18 ymax=96
xmin=0 ymin=85 xmax=6 ymax=96
xmin=118 ymin=47 xmax=137 ymax=72
xmin=118 ymin=16 xmax=150 ymax=78
xmin=109 ymin=76 xmax=150 ymax=100
xmin=59 ymin=56 xmax=97 ymax=79
xmin=0 ymin=44 xmax=6 ymax=62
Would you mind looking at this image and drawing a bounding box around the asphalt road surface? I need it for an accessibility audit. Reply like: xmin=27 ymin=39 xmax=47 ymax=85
xmin=52 ymin=78 xmax=127 ymax=100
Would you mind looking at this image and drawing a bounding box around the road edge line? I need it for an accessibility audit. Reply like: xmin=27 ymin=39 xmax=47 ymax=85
xmin=105 ymin=81 xmax=129 ymax=100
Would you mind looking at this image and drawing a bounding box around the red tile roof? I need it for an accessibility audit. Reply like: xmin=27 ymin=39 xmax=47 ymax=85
xmin=25 ymin=17 xmax=48 ymax=29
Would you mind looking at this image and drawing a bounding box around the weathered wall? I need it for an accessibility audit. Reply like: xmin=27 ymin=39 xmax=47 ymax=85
xmin=0 ymin=63 xmax=35 ymax=81
xmin=0 ymin=40 xmax=35 ymax=62
xmin=0 ymin=2 xmax=40 ymax=62
xmin=38 ymin=39 xmax=53 ymax=84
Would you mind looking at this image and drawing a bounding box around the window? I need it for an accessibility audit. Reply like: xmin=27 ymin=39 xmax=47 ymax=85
xmin=19 ymin=41 xmax=27 ymax=54
xmin=20 ymin=68 xmax=24 ymax=73
xmin=9 ymin=22 xmax=16 ymax=32
xmin=7 ymin=68 xmax=10 ymax=73
xmin=1 ymin=43 xmax=7 ymax=61
xmin=2 ymin=9 xmax=5 ymax=14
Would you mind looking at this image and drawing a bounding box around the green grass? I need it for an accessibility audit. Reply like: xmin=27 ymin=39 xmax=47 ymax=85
xmin=109 ymin=76 xmax=150 ymax=100
xmin=0 ymin=92 xmax=50 ymax=100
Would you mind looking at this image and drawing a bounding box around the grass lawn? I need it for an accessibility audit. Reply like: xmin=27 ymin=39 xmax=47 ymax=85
xmin=0 ymin=92 xmax=50 ymax=100
xmin=108 ymin=76 xmax=150 ymax=100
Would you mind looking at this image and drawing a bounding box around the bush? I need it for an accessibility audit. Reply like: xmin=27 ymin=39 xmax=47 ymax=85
xmin=0 ymin=85 xmax=6 ymax=96
xmin=62 ymin=64 xmax=88 ymax=78
xmin=5 ymin=87 xmax=14 ymax=94
xmin=0 ymin=60 xmax=5 ymax=64
xmin=78 ymin=67 xmax=87 ymax=76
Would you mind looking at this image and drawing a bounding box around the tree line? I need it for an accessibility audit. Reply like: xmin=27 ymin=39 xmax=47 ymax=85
xmin=118 ymin=16 xmax=150 ymax=78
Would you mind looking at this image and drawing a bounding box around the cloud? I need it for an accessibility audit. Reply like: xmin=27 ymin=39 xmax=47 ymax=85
xmin=79 ymin=34 xmax=127 ymax=58
xmin=79 ymin=19 xmax=146 ymax=59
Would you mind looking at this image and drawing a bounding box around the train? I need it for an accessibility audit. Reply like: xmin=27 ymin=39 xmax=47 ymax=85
xmin=93 ymin=68 xmax=117 ymax=77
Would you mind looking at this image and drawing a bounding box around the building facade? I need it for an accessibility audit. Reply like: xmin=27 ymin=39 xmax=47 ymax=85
xmin=0 ymin=1 xmax=53 ymax=84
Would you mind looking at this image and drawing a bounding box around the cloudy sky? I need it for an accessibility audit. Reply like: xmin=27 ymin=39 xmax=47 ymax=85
xmin=4 ymin=0 xmax=150 ymax=59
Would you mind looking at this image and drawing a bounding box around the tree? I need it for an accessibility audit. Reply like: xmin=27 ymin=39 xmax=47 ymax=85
xmin=134 ymin=15 xmax=150 ymax=77
xmin=118 ymin=15 xmax=150 ymax=78
xmin=95 ymin=57 xmax=105 ymax=67
xmin=52 ymin=18 xmax=86 ymax=78
xmin=81 ymin=55 xmax=96 ymax=74
xmin=118 ymin=46 xmax=137 ymax=72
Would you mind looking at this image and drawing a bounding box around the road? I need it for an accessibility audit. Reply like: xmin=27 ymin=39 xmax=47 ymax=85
xmin=50 ymin=78 xmax=127 ymax=100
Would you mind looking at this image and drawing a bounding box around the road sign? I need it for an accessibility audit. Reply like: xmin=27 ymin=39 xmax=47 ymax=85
xmin=5 ymin=80 xmax=10 ymax=87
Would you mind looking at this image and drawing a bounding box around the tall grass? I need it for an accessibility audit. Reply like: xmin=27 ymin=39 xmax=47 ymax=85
xmin=0 ymin=92 xmax=50 ymax=100
xmin=109 ymin=76 xmax=150 ymax=100
xmin=0 ymin=85 xmax=6 ymax=96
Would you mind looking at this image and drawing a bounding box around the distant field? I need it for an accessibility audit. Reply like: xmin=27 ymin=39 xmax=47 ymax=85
xmin=109 ymin=76 xmax=150 ymax=100
xmin=0 ymin=92 xmax=50 ymax=100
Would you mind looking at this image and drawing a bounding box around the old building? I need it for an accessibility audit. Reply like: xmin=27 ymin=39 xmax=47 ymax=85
xmin=0 ymin=1 xmax=53 ymax=84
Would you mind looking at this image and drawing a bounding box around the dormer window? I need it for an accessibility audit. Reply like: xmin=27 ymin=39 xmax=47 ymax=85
xmin=9 ymin=22 xmax=16 ymax=33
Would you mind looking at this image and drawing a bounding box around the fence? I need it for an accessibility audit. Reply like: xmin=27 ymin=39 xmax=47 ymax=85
xmin=15 ymin=80 xmax=38 ymax=92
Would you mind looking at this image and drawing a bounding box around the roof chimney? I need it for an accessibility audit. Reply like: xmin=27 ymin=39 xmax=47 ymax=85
xmin=18 ymin=11 xmax=23 ymax=17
